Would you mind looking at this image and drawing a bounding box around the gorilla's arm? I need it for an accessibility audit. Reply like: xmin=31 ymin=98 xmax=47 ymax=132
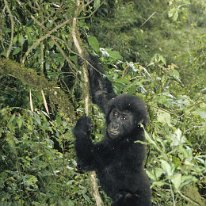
xmin=88 ymin=55 xmax=116 ymax=113
xmin=73 ymin=116 xmax=110 ymax=171
xmin=73 ymin=116 xmax=96 ymax=170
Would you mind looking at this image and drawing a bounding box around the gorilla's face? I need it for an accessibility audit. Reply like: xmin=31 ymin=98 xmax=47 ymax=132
xmin=107 ymin=108 xmax=135 ymax=139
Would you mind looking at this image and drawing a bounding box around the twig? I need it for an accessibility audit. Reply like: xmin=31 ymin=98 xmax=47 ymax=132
xmin=29 ymin=89 xmax=34 ymax=112
xmin=30 ymin=15 xmax=76 ymax=74
xmin=169 ymin=182 xmax=176 ymax=206
xmin=22 ymin=19 xmax=71 ymax=64
xmin=140 ymin=12 xmax=156 ymax=27
xmin=41 ymin=90 xmax=49 ymax=115
xmin=39 ymin=13 xmax=45 ymax=75
xmin=82 ymin=0 xmax=104 ymax=19
xmin=4 ymin=0 xmax=14 ymax=58
xmin=178 ymin=191 xmax=200 ymax=206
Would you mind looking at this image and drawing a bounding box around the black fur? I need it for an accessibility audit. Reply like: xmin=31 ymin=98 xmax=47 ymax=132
xmin=73 ymin=55 xmax=151 ymax=206
xmin=87 ymin=55 xmax=116 ymax=113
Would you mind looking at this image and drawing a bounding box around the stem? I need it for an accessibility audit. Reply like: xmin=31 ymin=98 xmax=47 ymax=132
xmin=72 ymin=1 xmax=104 ymax=206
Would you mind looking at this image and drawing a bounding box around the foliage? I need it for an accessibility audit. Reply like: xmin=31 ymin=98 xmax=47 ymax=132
xmin=0 ymin=59 xmax=74 ymax=115
xmin=0 ymin=0 xmax=206 ymax=205
xmin=89 ymin=0 xmax=206 ymax=90
xmin=98 ymin=54 xmax=206 ymax=205
xmin=0 ymin=108 xmax=94 ymax=205
xmin=0 ymin=0 xmax=79 ymax=107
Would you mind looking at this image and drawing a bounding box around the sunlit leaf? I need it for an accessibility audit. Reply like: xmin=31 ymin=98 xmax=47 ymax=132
xmin=157 ymin=110 xmax=172 ymax=126
xmin=105 ymin=49 xmax=123 ymax=61
xmin=171 ymin=173 xmax=182 ymax=190
xmin=161 ymin=160 xmax=173 ymax=176
xmin=168 ymin=8 xmax=179 ymax=21
xmin=171 ymin=128 xmax=186 ymax=146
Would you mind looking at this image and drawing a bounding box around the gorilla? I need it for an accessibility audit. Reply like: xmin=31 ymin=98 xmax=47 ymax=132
xmin=73 ymin=55 xmax=151 ymax=206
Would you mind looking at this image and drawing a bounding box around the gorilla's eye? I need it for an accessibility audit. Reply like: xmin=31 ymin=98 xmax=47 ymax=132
xmin=113 ymin=110 xmax=119 ymax=117
xmin=121 ymin=114 xmax=127 ymax=120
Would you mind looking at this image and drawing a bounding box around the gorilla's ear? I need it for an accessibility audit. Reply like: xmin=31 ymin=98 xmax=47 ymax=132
xmin=136 ymin=119 xmax=144 ymax=128
xmin=136 ymin=116 xmax=148 ymax=128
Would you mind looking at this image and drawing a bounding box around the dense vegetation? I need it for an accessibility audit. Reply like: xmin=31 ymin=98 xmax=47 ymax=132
xmin=0 ymin=0 xmax=205 ymax=205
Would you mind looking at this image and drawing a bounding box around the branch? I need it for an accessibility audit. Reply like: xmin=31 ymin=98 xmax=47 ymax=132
xmin=71 ymin=1 xmax=104 ymax=206
xmin=0 ymin=58 xmax=74 ymax=117
xmin=3 ymin=0 xmax=14 ymax=58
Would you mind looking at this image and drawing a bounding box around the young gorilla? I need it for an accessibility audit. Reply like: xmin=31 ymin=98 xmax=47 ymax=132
xmin=73 ymin=56 xmax=151 ymax=206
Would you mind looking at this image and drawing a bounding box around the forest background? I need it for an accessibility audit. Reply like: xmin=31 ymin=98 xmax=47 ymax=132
xmin=0 ymin=0 xmax=206 ymax=205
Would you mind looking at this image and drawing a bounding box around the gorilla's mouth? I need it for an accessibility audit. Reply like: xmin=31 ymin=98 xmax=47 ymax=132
xmin=107 ymin=129 xmax=120 ymax=139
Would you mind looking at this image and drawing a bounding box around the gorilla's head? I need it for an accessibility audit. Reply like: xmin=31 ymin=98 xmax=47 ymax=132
xmin=106 ymin=94 xmax=148 ymax=139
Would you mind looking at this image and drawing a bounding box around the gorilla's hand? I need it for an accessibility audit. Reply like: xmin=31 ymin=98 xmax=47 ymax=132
xmin=73 ymin=116 xmax=93 ymax=138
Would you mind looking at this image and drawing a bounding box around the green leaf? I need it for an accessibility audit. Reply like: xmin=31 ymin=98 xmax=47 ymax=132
xmin=168 ymin=8 xmax=179 ymax=21
xmin=34 ymin=113 xmax=41 ymax=125
xmin=168 ymin=69 xmax=180 ymax=82
xmin=161 ymin=160 xmax=174 ymax=176
xmin=7 ymin=114 xmax=16 ymax=131
xmin=94 ymin=0 xmax=101 ymax=10
xmin=171 ymin=128 xmax=186 ymax=146
xmin=23 ymin=175 xmax=38 ymax=191
xmin=18 ymin=34 xmax=25 ymax=45
xmin=147 ymin=168 xmax=164 ymax=181
xmin=107 ymin=50 xmax=123 ymax=61
xmin=193 ymin=103 xmax=206 ymax=119
xmin=152 ymin=181 xmax=165 ymax=187
xmin=103 ymin=48 xmax=123 ymax=61
xmin=176 ymin=95 xmax=192 ymax=109
xmin=12 ymin=47 xmax=22 ymax=55
xmin=87 ymin=36 xmax=100 ymax=53
xmin=150 ymin=53 xmax=166 ymax=65
xmin=171 ymin=173 xmax=182 ymax=190
xmin=157 ymin=110 xmax=172 ymax=126
xmin=16 ymin=117 xmax=23 ymax=129
xmin=181 ymin=175 xmax=198 ymax=187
